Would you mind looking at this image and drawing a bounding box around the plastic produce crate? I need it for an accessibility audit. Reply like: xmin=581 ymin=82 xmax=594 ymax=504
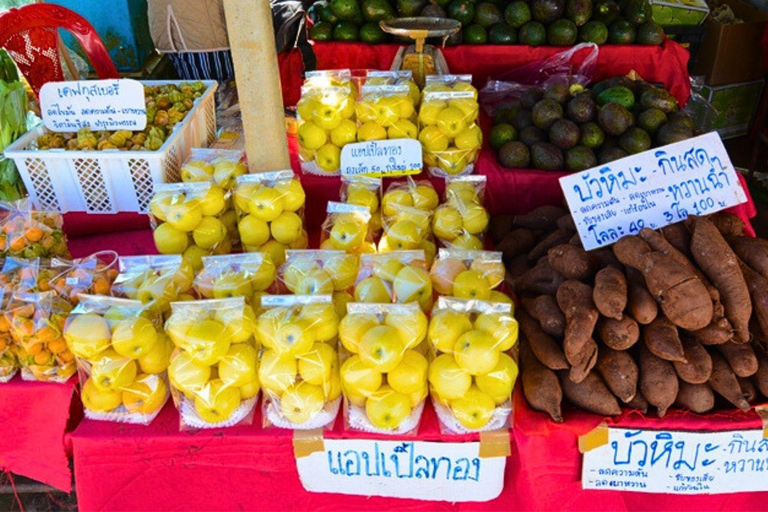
xmin=5 ymin=80 xmax=218 ymax=214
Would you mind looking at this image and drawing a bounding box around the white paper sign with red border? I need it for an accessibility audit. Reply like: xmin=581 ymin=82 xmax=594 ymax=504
xmin=341 ymin=139 xmax=423 ymax=177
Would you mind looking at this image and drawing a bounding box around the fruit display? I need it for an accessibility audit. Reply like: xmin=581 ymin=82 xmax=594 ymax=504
xmin=353 ymin=250 xmax=433 ymax=311
xmin=0 ymin=199 xmax=70 ymax=259
xmin=63 ymin=296 xmax=170 ymax=424
xmin=47 ymin=251 xmax=119 ymax=305
xmin=320 ymin=202 xmax=376 ymax=254
xmin=339 ymin=302 xmax=429 ymax=433
xmin=429 ymin=249 xmax=508 ymax=302
xmin=165 ymin=297 xmax=259 ymax=428
xmin=256 ymin=295 xmax=342 ymax=428
xmin=428 ymin=297 xmax=518 ymax=432
xmin=111 ymin=256 xmax=194 ymax=315
xmin=278 ymin=249 xmax=359 ymax=315
xmin=433 ymin=175 xmax=490 ymax=250
xmin=357 ymin=83 xmax=418 ymax=143
xmin=0 ymin=258 xmax=31 ymax=381
xmin=5 ymin=291 xmax=75 ymax=382
xmin=35 ymin=82 xmax=207 ymax=152
xmin=340 ymin=175 xmax=383 ymax=236
xmin=419 ymin=76 xmax=482 ymax=177
xmin=488 ymin=78 xmax=694 ymax=172
xmin=378 ymin=178 xmax=438 ymax=260
xmin=193 ymin=253 xmax=278 ymax=308
xmin=179 ymin=149 xmax=248 ymax=191
xmin=497 ymin=206 xmax=768 ymax=420
xmin=234 ymin=171 xmax=308 ymax=267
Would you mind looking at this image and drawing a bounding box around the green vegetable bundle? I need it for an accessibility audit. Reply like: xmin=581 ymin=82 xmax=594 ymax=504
xmin=0 ymin=49 xmax=27 ymax=201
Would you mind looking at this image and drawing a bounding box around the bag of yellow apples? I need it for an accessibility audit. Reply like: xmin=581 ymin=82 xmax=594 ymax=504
xmin=433 ymin=176 xmax=490 ymax=250
xmin=194 ymin=253 xmax=277 ymax=307
xmin=339 ymin=302 xmax=429 ymax=434
xmin=150 ymin=182 xmax=233 ymax=264
xmin=320 ymin=202 xmax=375 ymax=254
xmin=379 ymin=178 xmax=439 ymax=262
xmin=279 ymin=249 xmax=359 ymax=315
xmin=340 ymin=175 xmax=382 ymax=237
xmin=179 ymin=148 xmax=248 ymax=190
xmin=356 ymin=83 xmax=417 ymax=142
xmin=0 ymin=199 xmax=70 ymax=259
xmin=48 ymin=251 xmax=119 ymax=304
xmin=365 ymin=70 xmax=420 ymax=105
xmin=427 ymin=297 xmax=518 ymax=433
xmin=256 ymin=295 xmax=342 ymax=429
xmin=430 ymin=249 xmax=507 ymax=302
xmin=418 ymin=75 xmax=482 ymax=177
xmin=63 ymin=295 xmax=170 ymax=424
xmin=112 ymin=255 xmax=194 ymax=314
xmin=381 ymin=177 xmax=440 ymax=216
xmin=5 ymin=291 xmax=75 ymax=382
xmin=354 ymin=251 xmax=433 ymax=312
xmin=234 ymin=171 xmax=308 ymax=268
xmin=165 ymin=297 xmax=259 ymax=429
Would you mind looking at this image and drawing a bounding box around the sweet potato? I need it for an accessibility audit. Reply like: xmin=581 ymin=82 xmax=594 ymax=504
xmin=660 ymin=223 xmax=691 ymax=257
xmin=568 ymin=233 xmax=582 ymax=246
xmin=643 ymin=316 xmax=686 ymax=363
xmin=673 ymin=338 xmax=712 ymax=384
xmin=626 ymin=268 xmax=658 ymax=325
xmin=529 ymin=229 xmax=574 ymax=262
xmin=675 ymin=382 xmax=715 ymax=414
xmin=596 ymin=316 xmax=640 ymax=350
xmin=548 ymin=244 xmax=594 ymax=281
xmin=522 ymin=295 xmax=565 ymax=338
xmin=688 ymin=216 xmax=751 ymax=343
xmin=568 ymin=338 xmax=598 ymax=384
xmin=754 ymin=349 xmax=768 ymax=399
xmin=718 ymin=342 xmax=758 ymax=378
xmin=557 ymin=280 xmax=599 ymax=359
xmin=517 ymin=309 xmax=569 ymax=370
xmin=520 ymin=338 xmax=564 ymax=422
xmin=639 ymin=345 xmax=679 ymax=418
xmin=689 ymin=317 xmax=733 ymax=346
xmin=738 ymin=262 xmax=768 ymax=339
xmin=732 ymin=236 xmax=768 ymax=280
xmin=507 ymin=254 xmax=531 ymax=279
xmin=708 ymin=212 xmax=745 ymax=238
xmin=626 ymin=392 xmax=649 ymax=414
xmin=513 ymin=205 xmax=566 ymax=231
xmin=593 ymin=267 xmax=627 ymax=320
xmin=592 ymin=249 xmax=622 ymax=271
xmin=498 ymin=228 xmax=536 ymax=263
xmin=557 ymin=214 xmax=576 ymax=231
xmin=597 ymin=347 xmax=638 ymax=403
xmin=489 ymin=214 xmax=513 ymax=242
xmin=559 ymin=371 xmax=622 ymax=416
xmin=709 ymin=351 xmax=750 ymax=411
xmin=515 ymin=258 xmax=566 ymax=296
xmin=737 ymin=376 xmax=758 ymax=404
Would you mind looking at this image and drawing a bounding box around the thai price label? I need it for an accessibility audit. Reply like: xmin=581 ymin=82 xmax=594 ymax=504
xmin=295 ymin=438 xmax=505 ymax=502
xmin=40 ymin=79 xmax=147 ymax=132
xmin=560 ymin=132 xmax=747 ymax=250
xmin=340 ymin=139 xmax=423 ymax=177
xmin=582 ymin=427 xmax=768 ymax=494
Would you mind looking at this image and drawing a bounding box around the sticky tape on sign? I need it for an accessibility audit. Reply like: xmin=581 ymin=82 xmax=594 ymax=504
xmin=479 ymin=429 xmax=511 ymax=458
xmin=293 ymin=429 xmax=325 ymax=458
xmin=578 ymin=422 xmax=609 ymax=453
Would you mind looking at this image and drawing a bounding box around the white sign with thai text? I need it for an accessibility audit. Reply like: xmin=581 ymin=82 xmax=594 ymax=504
xmin=340 ymin=139 xmax=422 ymax=177
xmin=560 ymin=132 xmax=747 ymax=250
xmin=296 ymin=439 xmax=506 ymax=502
xmin=40 ymin=79 xmax=147 ymax=132
xmin=582 ymin=428 xmax=768 ymax=494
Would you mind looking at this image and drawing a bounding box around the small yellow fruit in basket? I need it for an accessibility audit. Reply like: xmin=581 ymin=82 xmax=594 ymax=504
xmin=357 ymin=122 xmax=387 ymax=142
xmin=297 ymin=121 xmax=328 ymax=151
xmin=452 ymin=233 xmax=483 ymax=250
xmin=429 ymin=354 xmax=472 ymax=402
xmin=82 ymin=377 xmax=123 ymax=412
xmin=138 ymin=335 xmax=173 ymax=374
xmin=259 ymin=349 xmax=298 ymax=394
xmin=91 ymin=350 xmax=138 ymax=392
xmin=330 ymin=119 xmax=358 ymax=147
xmin=461 ymin=204 xmax=490 ymax=235
xmin=111 ymin=316 xmax=158 ymax=359
xmin=392 ymin=266 xmax=432 ymax=306
xmin=153 ymin=223 xmax=189 ymax=254
xmin=219 ymin=344 xmax=258 ymax=388
xmin=273 ymin=321 xmax=315 ymax=356
xmin=340 ymin=354 xmax=382 ymax=396
xmin=249 ymin=187 xmax=284 ymax=222
xmin=315 ymin=144 xmax=342 ymax=173
xmin=339 ymin=313 xmax=379 ymax=353
xmin=65 ymin=313 xmax=112 ymax=359
xmin=186 ymin=319 xmax=230 ymax=365
xmin=194 ymin=379 xmax=241 ymax=423
xmin=358 ymin=325 xmax=404 ymax=372
xmin=450 ymin=385 xmax=495 ymax=430
xmin=354 ymin=276 xmax=391 ymax=304
xmin=271 ymin=211 xmax=303 ymax=244
xmin=387 ymin=350 xmax=428 ymax=395
xmin=388 ymin=119 xmax=418 ymax=140
xmin=193 ymin=217 xmax=227 ymax=250
xmin=475 ymin=313 xmax=517 ymax=352
xmin=166 ymin=201 xmax=203 ymax=232
xmin=475 ymin=353 xmax=517 ymax=406
xmin=298 ymin=342 xmax=337 ymax=386
xmin=273 ymin=179 xmax=306 ymax=212
xmin=429 ymin=310 xmax=473 ymax=353
xmin=181 ymin=161 xmax=215 ymax=182
xmin=453 ymin=330 xmax=499 ymax=376
xmin=168 ymin=351 xmax=211 ymax=396
xmin=298 ymin=303 xmax=339 ymax=342
xmin=366 ymin=385 xmax=412 ymax=430
xmin=122 ymin=374 xmax=168 ymax=414
xmin=412 ymin=185 xmax=439 ymax=211
xmin=455 ymin=125 xmax=483 ymax=151
xmin=281 ymin=381 xmax=326 ymax=424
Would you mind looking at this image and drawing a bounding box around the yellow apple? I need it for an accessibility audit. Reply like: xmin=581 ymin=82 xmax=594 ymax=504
xmin=82 ymin=377 xmax=122 ymax=412
xmin=329 ymin=214 xmax=367 ymax=251
xmin=433 ymin=205 xmax=463 ymax=241
xmin=366 ymin=385 xmax=412 ymax=430
xmin=274 ymin=179 xmax=306 ymax=212
xmin=298 ymin=302 xmax=339 ymax=342
xmin=149 ymin=191 xmax=174 ymax=222
xmin=273 ymin=320 xmax=315 ymax=356
xmin=476 ymin=353 xmax=517 ymax=405
xmin=384 ymin=308 xmax=428 ymax=349
xmin=194 ymin=379 xmax=241 ymax=424
xmin=340 ymin=354 xmax=382 ymax=397
xmin=450 ymin=385 xmax=495 ymax=430
xmin=166 ymin=201 xmax=203 ymax=232
xmin=339 ymin=313 xmax=379 ymax=353
xmin=259 ymin=349 xmax=297 ymax=395
xmin=357 ymin=122 xmax=387 ymax=142
xmin=324 ymin=254 xmax=359 ymax=291
xmin=168 ymin=351 xmax=211 ymax=396
xmin=111 ymin=316 xmax=158 ymax=359
xmin=381 ymin=189 xmax=413 ymax=217
xmin=239 ymin=214 xmax=271 ymax=247
xmin=428 ymin=310 xmax=473 ymax=353
xmin=470 ymin=259 xmax=506 ymax=288
xmin=219 ymin=343 xmax=258 ymax=388
xmin=453 ymin=270 xmax=492 ymax=300
xmin=358 ymin=325 xmax=405 ymax=372
xmin=64 ymin=313 xmax=111 ymax=359
xmin=239 ymin=377 xmax=260 ymax=399
xmin=418 ymin=125 xmax=449 ymax=153
xmin=138 ymin=334 xmax=173 ymax=374
xmin=332 ymin=291 xmax=354 ymax=317
xmin=489 ymin=290 xmax=513 ymax=306
xmin=298 ymin=342 xmax=338 ymax=386
xmin=297 ymin=120 xmax=327 ymax=150
xmin=418 ymin=99 xmax=447 ymax=126
xmin=450 ymin=233 xmax=484 ymax=250
xmin=386 ymin=219 xmax=421 ymax=250
xmin=212 ymin=272 xmax=251 ymax=299
xmin=193 ymin=217 xmax=227 ymax=250
xmin=392 ymin=266 xmax=432 ymax=305
xmin=91 ymin=349 xmax=138 ymax=392
xmin=461 ymin=204 xmax=489 ymax=235
xmin=429 ymin=258 xmax=466 ymax=295
xmin=330 ymin=118 xmax=357 ymax=147
xmin=122 ymin=373 xmax=168 ymax=414
xmin=372 ymin=257 xmax=404 ymax=284
xmin=281 ymin=381 xmax=326 ymax=424
xmin=185 ymin=319 xmax=230 ymax=366
xmin=271 ymin=211 xmax=303 ymax=244
xmin=153 ymin=223 xmax=189 ymax=254
xmin=453 ymin=330 xmax=499 ymax=375
xmin=354 ymin=276 xmax=391 ymax=303
xmin=346 ymin=188 xmax=379 ymax=214
xmin=387 ymin=350 xmax=428 ymax=394
xmin=260 ymin=239 xmax=288 ymax=267
xmin=282 ymin=258 xmax=319 ymax=293
xmin=388 ymin=119 xmax=418 ymax=139
xmin=183 ymin=244 xmax=210 ymax=272
xmin=296 ymin=268 xmax=334 ymax=295
xmin=234 ymin=182 xmax=260 ymax=213
xmin=248 ymin=187 xmax=284 ymax=222
xmin=475 ymin=313 xmax=518 ymax=352
xmin=199 ymin=185 xmax=227 ymax=217
xmin=412 ymin=185 xmax=439 ymax=211
xmin=428 ymin=353 xmax=472 ymax=400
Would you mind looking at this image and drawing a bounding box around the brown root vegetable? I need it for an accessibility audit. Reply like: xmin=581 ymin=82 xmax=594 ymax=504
xmin=559 ymin=371 xmax=622 ymax=416
xmin=529 ymin=229 xmax=574 ymax=262
xmin=709 ymin=351 xmax=750 ymax=411
xmin=625 ymin=392 xmax=649 ymax=414
xmin=521 ymin=295 xmax=565 ymax=338
xmin=639 ymin=228 xmax=699 ymax=275
xmin=520 ymin=338 xmax=564 ymax=422
xmin=497 ymin=229 xmax=536 ymax=263
xmin=732 ymin=237 xmax=768 ymax=281
xmin=517 ymin=310 xmax=569 ymax=370
xmin=718 ymin=342 xmax=758 ymax=378
xmin=597 ymin=316 xmax=640 ymax=350
xmin=689 ymin=317 xmax=734 ymax=346
xmin=592 ymin=249 xmax=622 ymax=270
xmin=597 ymin=347 xmax=638 ymax=403
xmin=738 ymin=262 xmax=768 ymax=339
xmin=643 ymin=316 xmax=686 ymax=363
xmin=507 ymin=254 xmax=531 ymax=279
xmin=737 ymin=376 xmax=758 ymax=404
xmin=754 ymin=349 xmax=768 ymax=399
xmin=557 ymin=214 xmax=576 ymax=231
xmin=515 ymin=258 xmax=566 ymax=296
xmin=673 ymin=338 xmax=712 ymax=384
xmin=513 ymin=205 xmax=566 ymax=231
xmin=660 ymin=223 xmax=691 ymax=257
xmin=548 ymin=244 xmax=594 ymax=281
xmin=708 ymin=212 xmax=745 ymax=238
xmin=489 ymin=214 xmax=513 ymax=242
xmin=688 ymin=216 xmax=751 ymax=343
xmin=639 ymin=345 xmax=679 ymax=418
xmin=557 ymin=280 xmax=600 ymax=360
xmin=593 ymin=267 xmax=627 ymax=320
xmin=626 ymin=268 xmax=658 ymax=325
xmin=568 ymin=338 xmax=598 ymax=384
xmin=568 ymin=233 xmax=582 ymax=246
xmin=675 ymin=382 xmax=715 ymax=414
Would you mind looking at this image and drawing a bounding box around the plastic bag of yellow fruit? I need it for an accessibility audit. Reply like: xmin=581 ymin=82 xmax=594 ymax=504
xmin=256 ymin=295 xmax=341 ymax=429
xmin=112 ymin=255 xmax=194 ymax=314
xmin=5 ymin=291 xmax=74 ymax=382
xmin=364 ymin=70 xmax=420 ymax=106
xmin=63 ymin=295 xmax=170 ymax=424
xmin=418 ymin=75 xmax=481 ymax=177
xmin=0 ymin=199 xmax=70 ymax=259
xmin=234 ymin=171 xmax=307 ymax=267
xmin=165 ymin=296 xmax=259 ymax=429
xmin=353 ymin=250 xmax=433 ymax=312
xmin=340 ymin=175 xmax=382 ymax=237
xmin=179 ymin=148 xmax=248 ymax=190
xmin=278 ymin=249 xmax=359 ymax=315
xmin=48 ymin=250 xmax=119 ymax=305
xmin=320 ymin=202 xmax=375 ymax=254
xmin=339 ymin=302 xmax=429 ymax=435
xmin=0 ymin=265 xmax=25 ymax=381
xmin=378 ymin=178 xmax=439 ymax=261
xmin=193 ymin=253 xmax=277 ymax=308
xmin=357 ymin=83 xmax=417 ymax=142
xmin=429 ymin=249 xmax=510 ymax=303
xmin=433 ymin=175 xmax=490 ymax=250
xmin=427 ymin=297 xmax=518 ymax=433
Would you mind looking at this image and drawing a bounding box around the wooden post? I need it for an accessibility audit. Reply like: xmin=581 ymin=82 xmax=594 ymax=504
xmin=223 ymin=0 xmax=291 ymax=172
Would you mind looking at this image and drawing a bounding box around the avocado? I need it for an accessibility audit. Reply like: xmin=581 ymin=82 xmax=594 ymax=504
xmin=489 ymin=23 xmax=518 ymax=43
xmin=520 ymin=126 xmax=546 ymax=146
xmin=493 ymin=99 xmax=522 ymax=125
xmin=656 ymin=121 xmax=693 ymax=146
xmin=474 ymin=2 xmax=503 ymax=27
xmin=668 ymin=111 xmax=694 ymax=130
xmin=640 ymin=88 xmax=678 ymax=114
xmin=606 ymin=76 xmax=638 ymax=93
xmin=598 ymin=102 xmax=633 ymax=136
xmin=578 ymin=21 xmax=608 ymax=44
xmin=622 ymin=0 xmax=652 ymax=24
xmin=499 ymin=141 xmax=532 ymax=168
xmin=549 ymin=119 xmax=581 ymax=149
xmin=512 ymin=108 xmax=534 ymax=130
xmin=567 ymin=93 xmax=596 ymax=123
xmin=505 ymin=1 xmax=532 ymax=28
xmin=608 ymin=20 xmax=636 ymax=44
xmin=579 ymin=122 xmax=606 ymax=148
xmin=566 ymin=0 xmax=593 ymax=26
xmin=362 ymin=0 xmax=396 ymax=21
xmin=360 ymin=22 xmax=389 ymax=42
xmin=421 ymin=3 xmax=447 ymax=16
xmin=548 ymin=19 xmax=578 ymax=45
xmin=636 ymin=21 xmax=664 ymax=45
xmin=532 ymin=98 xmax=564 ymax=129
xmin=531 ymin=142 xmax=565 ymax=171
xmin=521 ymin=88 xmax=544 ymax=109
xmin=592 ymin=0 xmax=620 ymax=23
xmin=597 ymin=86 xmax=635 ymax=110
xmin=637 ymin=108 xmax=667 ymax=134
xmin=544 ymin=83 xmax=570 ymax=104
xmin=330 ymin=0 xmax=364 ymax=22
xmin=519 ymin=21 xmax=547 ymax=46
xmin=333 ymin=21 xmax=359 ymax=41
xmin=319 ymin=3 xmax=340 ymax=23
xmin=490 ymin=124 xmax=518 ymax=150
xmin=619 ymin=126 xmax=651 ymax=154
xmin=397 ymin=0 xmax=428 ymax=16
xmin=448 ymin=0 xmax=476 ymax=24
xmin=633 ymin=80 xmax=655 ymax=101
xmin=464 ymin=24 xmax=488 ymax=43
xmin=309 ymin=21 xmax=334 ymax=41
xmin=531 ymin=0 xmax=565 ymax=23
xmin=598 ymin=146 xmax=628 ymax=164
xmin=566 ymin=146 xmax=598 ymax=171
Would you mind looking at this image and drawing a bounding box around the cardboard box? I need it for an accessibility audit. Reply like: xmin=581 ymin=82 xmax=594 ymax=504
xmin=688 ymin=79 xmax=765 ymax=139
xmin=651 ymin=0 xmax=710 ymax=26
xmin=691 ymin=0 xmax=768 ymax=85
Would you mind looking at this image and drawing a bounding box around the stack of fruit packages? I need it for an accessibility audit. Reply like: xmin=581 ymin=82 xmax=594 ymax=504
xmin=356 ymin=71 xmax=419 ymax=143
xmin=339 ymin=175 xmax=382 ymax=236
xmin=0 ymin=257 xmax=39 ymax=381
xmin=353 ymin=250 xmax=433 ymax=312
xmin=45 ymin=251 xmax=119 ymax=305
xmin=418 ymin=75 xmax=482 ymax=177
xmin=63 ymin=295 xmax=171 ymax=424
xmin=256 ymin=295 xmax=342 ymax=429
xmin=111 ymin=255 xmax=195 ymax=316
xmin=0 ymin=199 xmax=70 ymax=259
xmin=178 ymin=148 xmax=248 ymax=191
xmin=430 ymin=249 xmax=509 ymax=303
xmin=234 ymin=170 xmax=308 ymax=268
xmin=166 ymin=296 xmax=260 ymax=429
xmin=378 ymin=178 xmax=439 ymax=263
xmin=320 ymin=202 xmax=375 ymax=254
xmin=339 ymin=302 xmax=429 ymax=434
xmin=193 ymin=253 xmax=278 ymax=308
xmin=433 ymin=176 xmax=490 ymax=250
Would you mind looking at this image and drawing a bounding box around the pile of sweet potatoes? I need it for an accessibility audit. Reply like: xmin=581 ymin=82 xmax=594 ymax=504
xmin=492 ymin=205 xmax=768 ymax=421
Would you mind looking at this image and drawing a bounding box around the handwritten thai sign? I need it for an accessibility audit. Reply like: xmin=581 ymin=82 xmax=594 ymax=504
xmin=295 ymin=439 xmax=505 ymax=502
xmin=582 ymin=427 xmax=768 ymax=494
xmin=340 ymin=139 xmax=422 ymax=177
xmin=40 ymin=79 xmax=147 ymax=132
xmin=560 ymin=132 xmax=747 ymax=250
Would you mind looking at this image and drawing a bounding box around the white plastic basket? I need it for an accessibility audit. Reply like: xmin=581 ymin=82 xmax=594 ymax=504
xmin=5 ymin=80 xmax=218 ymax=214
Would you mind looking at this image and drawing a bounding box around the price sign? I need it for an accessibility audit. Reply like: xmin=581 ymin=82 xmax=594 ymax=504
xmin=582 ymin=427 xmax=768 ymax=494
xmin=40 ymin=79 xmax=147 ymax=132
xmin=560 ymin=132 xmax=747 ymax=250
xmin=340 ymin=139 xmax=423 ymax=177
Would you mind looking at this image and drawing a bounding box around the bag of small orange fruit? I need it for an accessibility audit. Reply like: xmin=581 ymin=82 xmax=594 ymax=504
xmin=47 ymin=251 xmax=119 ymax=304
xmin=0 ymin=258 xmax=43 ymax=381
xmin=0 ymin=199 xmax=70 ymax=259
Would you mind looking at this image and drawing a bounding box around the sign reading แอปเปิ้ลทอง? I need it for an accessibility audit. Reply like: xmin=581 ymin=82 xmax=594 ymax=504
xmin=340 ymin=139 xmax=423 ymax=178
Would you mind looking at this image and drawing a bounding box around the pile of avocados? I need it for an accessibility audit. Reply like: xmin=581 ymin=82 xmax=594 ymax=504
xmin=489 ymin=77 xmax=694 ymax=171
xmin=307 ymin=0 xmax=665 ymax=46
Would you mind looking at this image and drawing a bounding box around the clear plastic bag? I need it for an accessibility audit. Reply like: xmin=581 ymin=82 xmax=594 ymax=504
xmin=427 ymin=297 xmax=518 ymax=434
xmin=165 ymin=297 xmax=259 ymax=430
xmin=380 ymin=178 xmax=438 ymax=260
xmin=234 ymin=171 xmax=308 ymax=267
xmin=319 ymin=202 xmax=375 ymax=254
xmin=179 ymin=148 xmax=248 ymax=190
xmin=194 ymin=253 xmax=277 ymax=306
xmin=112 ymin=255 xmax=194 ymax=314
xmin=340 ymin=175 xmax=382 ymax=237
xmin=365 ymin=70 xmax=420 ymax=106
xmin=429 ymin=249 xmax=507 ymax=301
xmin=48 ymin=250 xmax=119 ymax=304
xmin=256 ymin=295 xmax=341 ymax=429
xmin=353 ymin=250 xmax=432 ymax=312
xmin=357 ymin=84 xmax=418 ymax=142
xmin=433 ymin=176 xmax=490 ymax=250
xmin=339 ymin=302 xmax=428 ymax=435
xmin=0 ymin=198 xmax=70 ymax=259
xmin=63 ymin=295 xmax=170 ymax=424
